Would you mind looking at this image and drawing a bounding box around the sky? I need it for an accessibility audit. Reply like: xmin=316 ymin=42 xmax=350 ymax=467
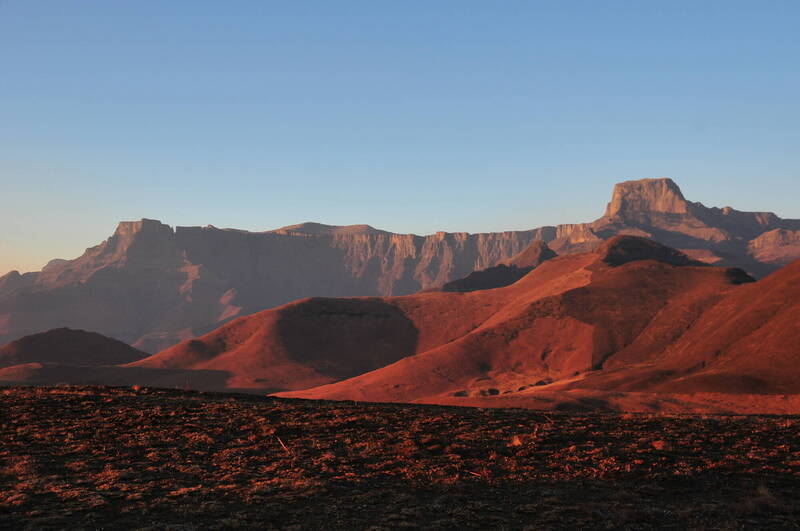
xmin=1 ymin=1 xmax=799 ymax=274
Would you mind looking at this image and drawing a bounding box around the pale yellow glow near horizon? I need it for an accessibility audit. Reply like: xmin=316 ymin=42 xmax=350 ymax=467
xmin=0 ymin=235 xmax=91 ymax=276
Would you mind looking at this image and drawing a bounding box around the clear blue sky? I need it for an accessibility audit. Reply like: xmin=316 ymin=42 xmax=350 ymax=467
xmin=1 ymin=1 xmax=799 ymax=274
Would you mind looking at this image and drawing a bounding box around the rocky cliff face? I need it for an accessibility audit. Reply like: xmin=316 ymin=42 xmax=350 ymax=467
xmin=1 ymin=178 xmax=797 ymax=352
xmin=748 ymin=229 xmax=800 ymax=266
xmin=0 ymin=221 xmax=548 ymax=351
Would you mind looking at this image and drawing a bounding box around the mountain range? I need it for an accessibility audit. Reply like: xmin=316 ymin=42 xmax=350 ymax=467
xmin=2 ymin=233 xmax=799 ymax=414
xmin=2 ymin=178 xmax=798 ymax=355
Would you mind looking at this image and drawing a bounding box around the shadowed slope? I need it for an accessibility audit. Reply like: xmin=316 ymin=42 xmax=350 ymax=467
xmin=599 ymin=236 xmax=699 ymax=267
xmin=126 ymin=242 xmax=594 ymax=392
xmin=437 ymin=241 xmax=557 ymax=293
xmin=0 ymin=328 xmax=190 ymax=389
xmin=128 ymin=290 xmax=517 ymax=391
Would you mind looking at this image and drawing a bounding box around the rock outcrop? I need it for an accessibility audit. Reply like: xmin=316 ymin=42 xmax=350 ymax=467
xmin=748 ymin=229 xmax=800 ymax=266
xmin=550 ymin=178 xmax=800 ymax=275
xmin=437 ymin=240 xmax=557 ymax=293
xmin=598 ymin=235 xmax=697 ymax=267
xmin=605 ymin=178 xmax=691 ymax=218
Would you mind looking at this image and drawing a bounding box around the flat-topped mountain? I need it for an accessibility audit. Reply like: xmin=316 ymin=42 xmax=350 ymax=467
xmin=605 ymin=178 xmax=691 ymax=218
xmin=604 ymin=178 xmax=783 ymax=230
xmin=546 ymin=178 xmax=799 ymax=261
xmin=0 ymin=178 xmax=797 ymax=352
xmin=586 ymin=178 xmax=800 ymax=269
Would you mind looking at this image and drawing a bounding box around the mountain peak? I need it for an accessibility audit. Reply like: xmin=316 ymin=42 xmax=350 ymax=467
xmin=101 ymin=219 xmax=178 ymax=265
xmin=114 ymin=218 xmax=173 ymax=237
xmin=604 ymin=178 xmax=689 ymax=219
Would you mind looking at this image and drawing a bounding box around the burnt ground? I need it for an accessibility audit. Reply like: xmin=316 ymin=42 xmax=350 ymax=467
xmin=1 ymin=387 xmax=800 ymax=530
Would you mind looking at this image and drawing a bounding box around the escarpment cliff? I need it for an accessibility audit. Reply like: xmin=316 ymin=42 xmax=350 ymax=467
xmin=0 ymin=220 xmax=548 ymax=351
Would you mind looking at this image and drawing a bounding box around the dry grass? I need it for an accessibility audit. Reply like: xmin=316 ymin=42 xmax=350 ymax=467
xmin=1 ymin=386 xmax=800 ymax=529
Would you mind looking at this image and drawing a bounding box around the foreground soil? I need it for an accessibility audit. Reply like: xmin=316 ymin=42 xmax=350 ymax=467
xmin=2 ymin=387 xmax=800 ymax=530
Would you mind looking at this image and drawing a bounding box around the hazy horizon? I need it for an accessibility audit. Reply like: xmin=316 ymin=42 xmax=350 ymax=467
xmin=2 ymin=1 xmax=799 ymax=274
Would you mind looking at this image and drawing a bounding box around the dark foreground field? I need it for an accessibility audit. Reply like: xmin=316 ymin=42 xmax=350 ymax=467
xmin=2 ymin=387 xmax=800 ymax=530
